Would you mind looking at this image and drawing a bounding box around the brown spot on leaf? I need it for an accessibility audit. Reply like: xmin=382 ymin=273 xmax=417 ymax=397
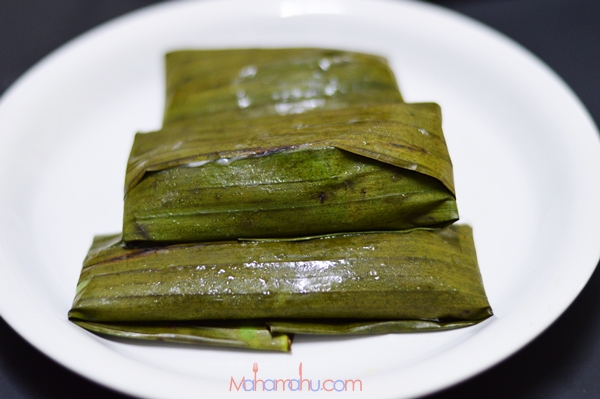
xmin=389 ymin=142 xmax=429 ymax=154
xmin=318 ymin=192 xmax=327 ymax=203
xmin=343 ymin=179 xmax=355 ymax=190
xmin=134 ymin=222 xmax=150 ymax=240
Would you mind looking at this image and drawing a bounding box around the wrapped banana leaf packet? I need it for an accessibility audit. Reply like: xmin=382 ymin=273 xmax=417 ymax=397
xmin=123 ymin=49 xmax=458 ymax=244
xmin=69 ymin=225 xmax=493 ymax=352
xmin=70 ymin=48 xmax=493 ymax=352
xmin=162 ymin=48 xmax=405 ymax=125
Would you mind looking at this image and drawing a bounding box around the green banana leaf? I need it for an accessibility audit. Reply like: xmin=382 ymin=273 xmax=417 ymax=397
xmin=123 ymin=103 xmax=457 ymax=243
xmin=69 ymin=225 xmax=493 ymax=351
xmin=72 ymin=320 xmax=292 ymax=352
xmin=162 ymin=48 xmax=404 ymax=126
xmin=121 ymin=49 xmax=457 ymax=243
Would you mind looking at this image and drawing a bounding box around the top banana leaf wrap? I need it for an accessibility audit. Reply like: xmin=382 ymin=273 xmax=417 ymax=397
xmin=69 ymin=225 xmax=493 ymax=352
xmin=162 ymin=48 xmax=404 ymax=126
xmin=122 ymin=49 xmax=458 ymax=244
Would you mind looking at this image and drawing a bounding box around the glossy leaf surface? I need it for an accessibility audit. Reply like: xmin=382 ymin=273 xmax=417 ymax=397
xmin=69 ymin=225 xmax=492 ymax=350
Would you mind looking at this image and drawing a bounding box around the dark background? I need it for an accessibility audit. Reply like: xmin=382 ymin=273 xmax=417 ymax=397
xmin=1 ymin=0 xmax=599 ymax=398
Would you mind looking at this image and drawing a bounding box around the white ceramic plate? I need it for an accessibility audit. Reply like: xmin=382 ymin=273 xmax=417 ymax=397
xmin=1 ymin=0 xmax=599 ymax=398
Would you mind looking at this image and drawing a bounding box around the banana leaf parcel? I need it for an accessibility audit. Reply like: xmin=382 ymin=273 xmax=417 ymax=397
xmin=162 ymin=48 xmax=404 ymax=126
xmin=123 ymin=101 xmax=458 ymax=243
xmin=122 ymin=48 xmax=458 ymax=244
xmin=69 ymin=225 xmax=493 ymax=352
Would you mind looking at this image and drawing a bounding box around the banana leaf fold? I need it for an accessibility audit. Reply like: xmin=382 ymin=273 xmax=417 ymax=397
xmin=69 ymin=225 xmax=493 ymax=352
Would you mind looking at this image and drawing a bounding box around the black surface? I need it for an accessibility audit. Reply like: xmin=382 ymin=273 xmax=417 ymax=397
xmin=1 ymin=1 xmax=599 ymax=398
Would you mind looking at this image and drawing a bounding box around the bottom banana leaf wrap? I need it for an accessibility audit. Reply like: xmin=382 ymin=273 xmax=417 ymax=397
xmin=69 ymin=225 xmax=492 ymax=352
